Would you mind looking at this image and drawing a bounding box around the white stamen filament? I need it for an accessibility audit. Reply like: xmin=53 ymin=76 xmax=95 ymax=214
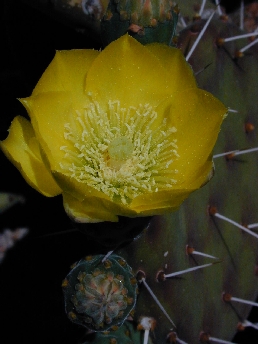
xmin=60 ymin=101 xmax=178 ymax=204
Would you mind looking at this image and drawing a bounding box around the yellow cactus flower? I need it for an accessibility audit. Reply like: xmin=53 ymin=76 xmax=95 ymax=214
xmin=0 ymin=35 xmax=227 ymax=223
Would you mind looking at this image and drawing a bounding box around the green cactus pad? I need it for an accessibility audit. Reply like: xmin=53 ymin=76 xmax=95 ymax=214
xmin=101 ymin=0 xmax=178 ymax=47
xmin=117 ymin=11 xmax=258 ymax=344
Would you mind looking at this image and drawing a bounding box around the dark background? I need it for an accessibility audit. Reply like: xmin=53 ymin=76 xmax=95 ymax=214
xmin=0 ymin=0 xmax=258 ymax=343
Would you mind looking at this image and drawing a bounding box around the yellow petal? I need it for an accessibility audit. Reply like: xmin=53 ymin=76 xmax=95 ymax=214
xmin=63 ymin=192 xmax=137 ymax=223
xmin=146 ymin=43 xmax=197 ymax=91
xmin=3 ymin=35 xmax=226 ymax=223
xmin=0 ymin=116 xmax=61 ymax=197
xmin=85 ymin=35 xmax=174 ymax=109
xmin=55 ymin=171 xmax=137 ymax=215
xmin=130 ymin=161 xmax=213 ymax=215
xmin=32 ymin=49 xmax=99 ymax=103
xmin=20 ymin=92 xmax=87 ymax=171
xmin=165 ymin=88 xmax=227 ymax=187
xmin=130 ymin=188 xmax=192 ymax=214
xmin=53 ymin=171 xmax=113 ymax=201
xmin=63 ymin=192 xmax=117 ymax=222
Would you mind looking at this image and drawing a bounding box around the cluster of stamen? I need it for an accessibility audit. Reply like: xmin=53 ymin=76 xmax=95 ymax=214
xmin=60 ymin=100 xmax=178 ymax=204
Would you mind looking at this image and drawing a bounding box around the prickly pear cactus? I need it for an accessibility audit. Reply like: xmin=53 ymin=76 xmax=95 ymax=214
xmin=75 ymin=2 xmax=258 ymax=342
xmin=1 ymin=1 xmax=258 ymax=344
xmin=113 ymin=2 xmax=258 ymax=343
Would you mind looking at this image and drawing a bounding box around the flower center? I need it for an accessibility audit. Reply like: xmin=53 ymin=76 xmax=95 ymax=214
xmin=60 ymin=100 xmax=179 ymax=205
xmin=108 ymin=136 xmax=134 ymax=161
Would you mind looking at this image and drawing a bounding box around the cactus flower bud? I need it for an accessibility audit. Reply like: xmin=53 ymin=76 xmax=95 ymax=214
xmin=101 ymin=0 xmax=179 ymax=46
xmin=62 ymin=255 xmax=137 ymax=331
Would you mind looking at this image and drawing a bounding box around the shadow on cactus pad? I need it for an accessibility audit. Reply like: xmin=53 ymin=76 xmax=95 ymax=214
xmin=83 ymin=320 xmax=153 ymax=344
xmin=62 ymin=255 xmax=138 ymax=331
xmin=74 ymin=216 xmax=152 ymax=250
